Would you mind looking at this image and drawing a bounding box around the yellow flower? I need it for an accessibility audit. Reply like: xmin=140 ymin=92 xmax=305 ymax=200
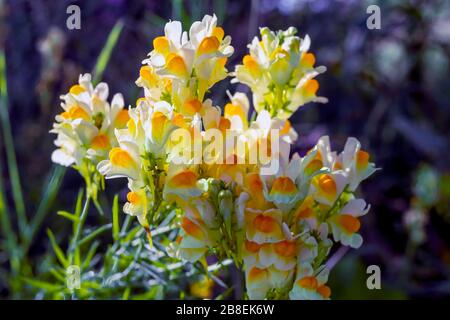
xmin=140 ymin=14 xmax=234 ymax=112
xmin=337 ymin=137 xmax=379 ymax=191
xmin=233 ymin=27 xmax=327 ymax=119
xmin=245 ymin=208 xmax=284 ymax=244
xmin=289 ymin=263 xmax=331 ymax=300
xmin=51 ymin=73 xmax=127 ymax=167
xmin=328 ymin=198 xmax=370 ymax=248
xmin=310 ymin=172 xmax=347 ymax=206
xmin=163 ymin=164 xmax=202 ymax=202
xmin=259 ymin=239 xmax=298 ymax=271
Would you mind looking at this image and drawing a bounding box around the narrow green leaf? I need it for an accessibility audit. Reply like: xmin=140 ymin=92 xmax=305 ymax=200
xmin=122 ymin=287 xmax=131 ymax=300
xmin=69 ymin=195 xmax=91 ymax=264
xmin=93 ymin=198 xmax=105 ymax=216
xmin=0 ymin=49 xmax=27 ymax=234
xmin=22 ymin=277 xmax=63 ymax=291
xmin=123 ymin=225 xmax=141 ymax=243
xmin=82 ymin=241 xmax=99 ymax=270
xmin=49 ymin=268 xmax=66 ymax=284
xmin=0 ymin=149 xmax=19 ymax=274
xmin=74 ymin=189 xmax=84 ymax=216
xmin=112 ymin=194 xmax=119 ymax=241
xmin=77 ymin=223 xmax=112 ymax=247
xmin=25 ymin=165 xmax=65 ymax=252
xmin=92 ymin=20 xmax=124 ymax=85
xmin=46 ymin=229 xmax=69 ymax=268
xmin=57 ymin=210 xmax=79 ymax=222
xmin=74 ymin=246 xmax=81 ymax=267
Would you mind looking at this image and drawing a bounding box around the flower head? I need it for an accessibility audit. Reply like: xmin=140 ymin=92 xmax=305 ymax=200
xmin=233 ymin=27 xmax=327 ymax=119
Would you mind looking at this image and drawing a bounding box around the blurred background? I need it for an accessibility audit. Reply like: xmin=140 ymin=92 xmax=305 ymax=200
xmin=1 ymin=0 xmax=450 ymax=299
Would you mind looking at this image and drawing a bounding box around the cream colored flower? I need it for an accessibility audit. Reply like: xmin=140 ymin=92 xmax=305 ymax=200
xmin=138 ymin=14 xmax=234 ymax=115
xmin=289 ymin=263 xmax=331 ymax=300
xmin=233 ymin=27 xmax=327 ymax=119
xmin=51 ymin=73 xmax=128 ymax=167
xmin=309 ymin=172 xmax=348 ymax=206
xmin=328 ymin=198 xmax=370 ymax=248
xmin=336 ymin=137 xmax=378 ymax=191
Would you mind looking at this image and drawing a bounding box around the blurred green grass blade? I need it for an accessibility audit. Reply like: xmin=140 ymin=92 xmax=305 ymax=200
xmin=214 ymin=0 xmax=227 ymax=23
xmin=22 ymin=277 xmax=64 ymax=292
xmin=0 ymin=152 xmax=14 ymax=246
xmin=57 ymin=210 xmax=79 ymax=222
xmin=0 ymin=49 xmax=27 ymax=234
xmin=77 ymin=223 xmax=112 ymax=247
xmin=49 ymin=268 xmax=66 ymax=284
xmin=25 ymin=165 xmax=65 ymax=252
xmin=172 ymin=0 xmax=183 ymax=21
xmin=46 ymin=228 xmax=69 ymax=268
xmin=50 ymin=269 xmax=66 ymax=284
xmin=69 ymin=195 xmax=91 ymax=263
xmin=74 ymin=247 xmax=81 ymax=267
xmin=112 ymin=194 xmax=119 ymax=241
xmin=75 ymin=189 xmax=84 ymax=216
xmin=120 ymin=214 xmax=131 ymax=235
xmin=0 ymin=154 xmax=20 ymax=274
xmin=93 ymin=198 xmax=105 ymax=216
xmin=92 ymin=19 xmax=124 ymax=85
xmin=82 ymin=240 xmax=99 ymax=270
xmin=122 ymin=287 xmax=131 ymax=300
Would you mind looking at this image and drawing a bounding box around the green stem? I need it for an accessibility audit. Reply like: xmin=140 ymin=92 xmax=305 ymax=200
xmin=69 ymin=195 xmax=91 ymax=264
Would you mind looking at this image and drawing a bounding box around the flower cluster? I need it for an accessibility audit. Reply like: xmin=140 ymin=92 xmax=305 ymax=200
xmin=51 ymin=73 xmax=129 ymax=199
xmin=96 ymin=15 xmax=234 ymax=234
xmin=169 ymin=134 xmax=376 ymax=299
xmin=233 ymin=27 xmax=327 ymax=119
xmin=51 ymin=14 xmax=377 ymax=300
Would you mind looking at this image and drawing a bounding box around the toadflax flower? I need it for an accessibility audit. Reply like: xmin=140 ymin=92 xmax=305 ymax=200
xmin=137 ymin=14 xmax=233 ymax=117
xmin=233 ymin=27 xmax=327 ymax=119
xmin=97 ymin=99 xmax=182 ymax=230
xmin=51 ymin=73 xmax=128 ymax=199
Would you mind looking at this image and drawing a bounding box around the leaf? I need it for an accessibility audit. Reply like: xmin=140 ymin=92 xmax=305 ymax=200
xmin=57 ymin=210 xmax=79 ymax=222
xmin=0 ymin=49 xmax=27 ymax=234
xmin=112 ymin=194 xmax=119 ymax=241
xmin=49 ymin=268 xmax=66 ymax=284
xmin=22 ymin=277 xmax=64 ymax=292
xmin=122 ymin=287 xmax=131 ymax=300
xmin=77 ymin=224 xmax=112 ymax=247
xmin=46 ymin=229 xmax=69 ymax=268
xmin=25 ymin=165 xmax=65 ymax=252
xmin=75 ymin=189 xmax=84 ymax=217
xmin=92 ymin=20 xmax=124 ymax=85
xmin=82 ymin=241 xmax=100 ymax=270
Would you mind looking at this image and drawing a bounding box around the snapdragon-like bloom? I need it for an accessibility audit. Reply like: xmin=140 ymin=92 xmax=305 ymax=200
xmin=51 ymin=73 xmax=128 ymax=198
xmin=97 ymin=99 xmax=182 ymax=228
xmin=137 ymin=14 xmax=234 ymax=117
xmin=233 ymin=27 xmax=327 ymax=119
